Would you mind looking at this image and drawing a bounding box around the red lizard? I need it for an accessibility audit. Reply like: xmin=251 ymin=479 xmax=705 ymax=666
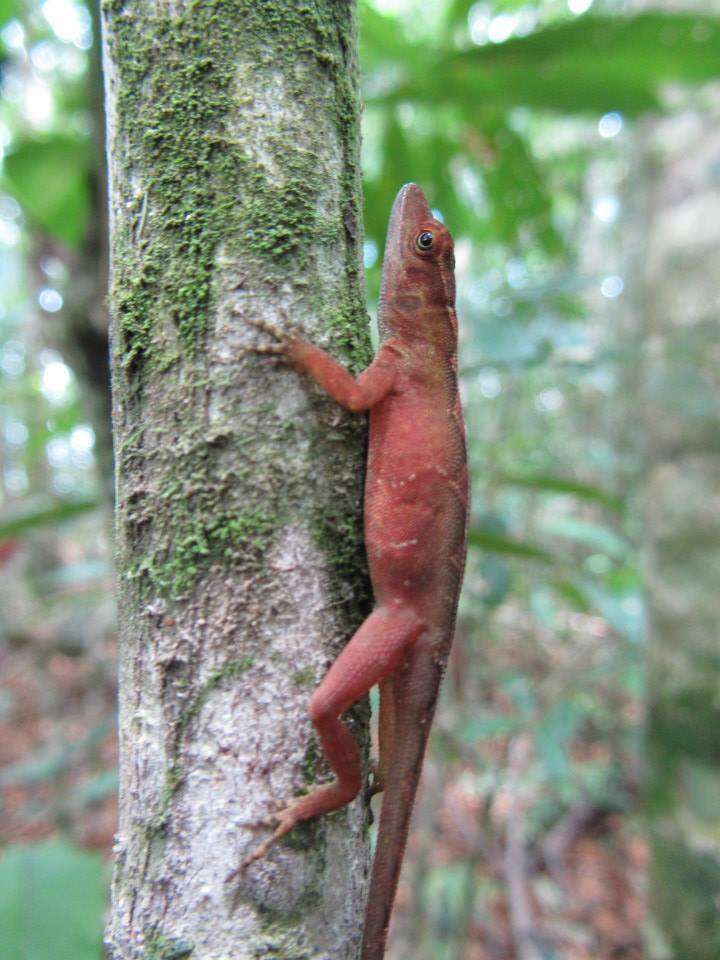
xmin=234 ymin=183 xmax=468 ymax=959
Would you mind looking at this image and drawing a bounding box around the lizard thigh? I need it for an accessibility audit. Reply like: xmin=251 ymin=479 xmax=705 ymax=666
xmin=306 ymin=604 xmax=424 ymax=804
xmin=309 ymin=603 xmax=424 ymax=721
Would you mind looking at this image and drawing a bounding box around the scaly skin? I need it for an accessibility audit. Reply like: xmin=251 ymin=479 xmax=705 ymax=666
xmin=234 ymin=183 xmax=468 ymax=960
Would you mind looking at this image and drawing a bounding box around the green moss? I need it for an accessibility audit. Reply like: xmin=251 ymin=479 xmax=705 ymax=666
xmin=300 ymin=739 xmax=319 ymax=785
xmin=252 ymin=890 xmax=322 ymax=957
xmin=149 ymin=761 xmax=183 ymax=834
xmin=145 ymin=933 xmax=194 ymax=960
xmin=291 ymin=666 xmax=316 ymax=689
xmin=325 ymin=301 xmax=374 ymax=374
xmin=107 ymin=0 xmax=373 ymax=611
xmin=122 ymin=428 xmax=277 ymax=598
xmin=105 ymin=0 xmax=365 ymax=373
xmin=108 ymin=1 xmax=242 ymax=367
xmin=309 ymin=504 xmax=372 ymax=622
xmin=107 ymin=0 xmax=373 ymax=602
xmin=130 ymin=504 xmax=276 ymax=599
xmin=248 ymin=931 xmax=312 ymax=960
xmin=238 ymin=152 xmax=333 ymax=262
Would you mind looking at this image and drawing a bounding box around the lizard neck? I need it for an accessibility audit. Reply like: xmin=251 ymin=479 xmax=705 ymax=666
xmin=380 ymin=301 xmax=458 ymax=357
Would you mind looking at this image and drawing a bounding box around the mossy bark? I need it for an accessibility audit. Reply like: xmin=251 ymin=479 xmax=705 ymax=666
xmin=101 ymin=2 xmax=372 ymax=957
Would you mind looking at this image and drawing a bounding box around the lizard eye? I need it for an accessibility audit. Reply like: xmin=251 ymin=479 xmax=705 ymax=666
xmin=415 ymin=231 xmax=434 ymax=252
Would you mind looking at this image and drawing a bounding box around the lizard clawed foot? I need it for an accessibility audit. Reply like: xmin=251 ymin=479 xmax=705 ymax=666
xmin=237 ymin=343 xmax=288 ymax=364
xmin=246 ymin=316 xmax=289 ymax=341
xmin=237 ymin=312 xmax=302 ymax=361
xmin=225 ymin=798 xmax=306 ymax=885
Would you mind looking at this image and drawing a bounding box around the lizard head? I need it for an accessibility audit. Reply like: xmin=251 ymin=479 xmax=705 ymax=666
xmin=378 ymin=182 xmax=456 ymax=343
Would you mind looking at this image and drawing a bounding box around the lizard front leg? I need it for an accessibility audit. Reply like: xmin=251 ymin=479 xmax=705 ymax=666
xmin=241 ymin=314 xmax=398 ymax=412
xmin=230 ymin=602 xmax=424 ymax=876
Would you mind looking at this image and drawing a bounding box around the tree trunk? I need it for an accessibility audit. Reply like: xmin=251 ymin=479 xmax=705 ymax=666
xmin=627 ymin=107 xmax=720 ymax=958
xmin=101 ymin=2 xmax=371 ymax=957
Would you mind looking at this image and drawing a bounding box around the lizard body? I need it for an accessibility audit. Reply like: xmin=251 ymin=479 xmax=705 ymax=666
xmin=237 ymin=183 xmax=468 ymax=959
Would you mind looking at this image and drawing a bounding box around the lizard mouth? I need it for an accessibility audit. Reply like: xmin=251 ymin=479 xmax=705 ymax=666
xmin=385 ymin=183 xmax=432 ymax=257
xmin=377 ymin=183 xmax=432 ymax=337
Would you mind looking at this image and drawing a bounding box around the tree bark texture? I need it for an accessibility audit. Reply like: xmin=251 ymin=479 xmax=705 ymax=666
xmin=627 ymin=103 xmax=720 ymax=958
xmin=101 ymin=2 xmax=371 ymax=957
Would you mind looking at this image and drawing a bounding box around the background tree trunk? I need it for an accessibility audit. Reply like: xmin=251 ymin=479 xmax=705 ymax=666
xmin=101 ymin=2 xmax=372 ymax=957
xmin=626 ymin=103 xmax=720 ymax=958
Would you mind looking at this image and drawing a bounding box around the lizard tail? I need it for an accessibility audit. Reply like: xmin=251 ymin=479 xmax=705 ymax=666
xmin=360 ymin=652 xmax=440 ymax=960
xmin=361 ymin=769 xmax=423 ymax=960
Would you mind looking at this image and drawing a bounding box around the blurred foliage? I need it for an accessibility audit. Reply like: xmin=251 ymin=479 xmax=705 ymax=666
xmin=0 ymin=840 xmax=106 ymax=960
xmin=0 ymin=496 xmax=96 ymax=539
xmin=379 ymin=12 xmax=720 ymax=112
xmin=1 ymin=0 xmax=719 ymax=957
xmin=0 ymin=0 xmax=20 ymax=30
xmin=3 ymin=133 xmax=91 ymax=246
xmin=360 ymin=2 xmax=720 ymax=284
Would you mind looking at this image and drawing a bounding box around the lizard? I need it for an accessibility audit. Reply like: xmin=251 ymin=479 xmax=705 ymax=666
xmin=231 ymin=182 xmax=468 ymax=960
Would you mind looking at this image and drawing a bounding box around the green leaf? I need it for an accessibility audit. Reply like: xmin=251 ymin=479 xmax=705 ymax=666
xmin=359 ymin=2 xmax=416 ymax=71
xmin=539 ymin=516 xmax=628 ymax=558
xmin=444 ymin=0 xmax=532 ymax=30
xmin=500 ymin=473 xmax=624 ymax=511
xmin=3 ymin=135 xmax=91 ymax=248
xmin=469 ymin=528 xmax=554 ymax=562
xmin=0 ymin=0 xmax=19 ymax=29
xmin=551 ymin=578 xmax=592 ymax=612
xmin=481 ymin=118 xmax=564 ymax=255
xmin=0 ymin=497 xmax=97 ymax=539
xmin=0 ymin=840 xmax=106 ymax=960
xmin=443 ymin=0 xmax=474 ymax=30
xmin=376 ymin=13 xmax=720 ymax=117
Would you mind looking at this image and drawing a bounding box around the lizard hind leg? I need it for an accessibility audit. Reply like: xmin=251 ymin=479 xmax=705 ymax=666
xmin=233 ymin=603 xmax=424 ymax=875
